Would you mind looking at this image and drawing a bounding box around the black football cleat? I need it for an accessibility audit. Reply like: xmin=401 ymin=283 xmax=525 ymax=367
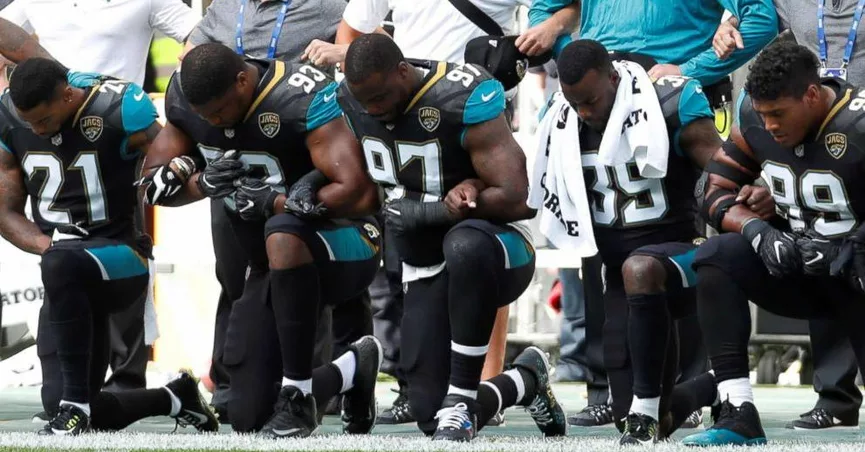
xmin=510 ymin=346 xmax=567 ymax=437
xmin=431 ymin=394 xmax=480 ymax=442
xmin=341 ymin=335 xmax=383 ymax=434
xmin=165 ymin=371 xmax=219 ymax=432
xmin=258 ymin=386 xmax=318 ymax=439
xmin=39 ymin=404 xmax=90 ymax=436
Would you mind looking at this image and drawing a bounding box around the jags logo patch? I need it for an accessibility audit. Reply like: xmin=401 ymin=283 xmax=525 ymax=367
xmin=825 ymin=132 xmax=847 ymax=159
xmin=80 ymin=116 xmax=103 ymax=142
xmin=258 ymin=113 xmax=281 ymax=138
xmin=418 ymin=106 xmax=441 ymax=132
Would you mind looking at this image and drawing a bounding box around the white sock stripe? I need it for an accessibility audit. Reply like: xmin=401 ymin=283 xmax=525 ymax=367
xmin=447 ymin=385 xmax=478 ymax=400
xmin=503 ymin=369 xmax=526 ymax=405
xmin=451 ymin=342 xmax=489 ymax=356
xmin=480 ymin=381 xmax=502 ymax=414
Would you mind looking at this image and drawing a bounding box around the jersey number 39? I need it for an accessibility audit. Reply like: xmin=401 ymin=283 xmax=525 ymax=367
xmin=582 ymin=153 xmax=669 ymax=226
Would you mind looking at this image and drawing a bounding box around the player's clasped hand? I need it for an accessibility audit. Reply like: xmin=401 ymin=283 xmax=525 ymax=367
xmin=741 ymin=218 xmax=801 ymax=277
xmin=285 ymin=169 xmax=329 ymax=219
xmin=234 ymin=177 xmax=280 ymax=221
xmin=444 ymin=179 xmax=483 ymax=219
xmin=830 ymin=224 xmax=865 ymax=293
xmin=135 ymin=156 xmax=197 ymax=205
xmin=736 ymin=185 xmax=775 ymax=220
xmin=796 ymin=231 xmax=841 ymax=276
xmin=197 ymin=150 xmax=248 ymax=199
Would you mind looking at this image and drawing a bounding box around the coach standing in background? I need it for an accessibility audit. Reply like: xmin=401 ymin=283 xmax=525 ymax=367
xmin=714 ymin=0 xmax=865 ymax=430
xmin=0 ymin=0 xmax=198 ymax=420
xmin=181 ymin=0 xmax=365 ymax=422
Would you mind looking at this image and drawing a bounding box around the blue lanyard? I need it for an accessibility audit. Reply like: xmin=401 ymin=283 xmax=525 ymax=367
xmin=818 ymin=0 xmax=865 ymax=68
xmin=235 ymin=0 xmax=291 ymax=59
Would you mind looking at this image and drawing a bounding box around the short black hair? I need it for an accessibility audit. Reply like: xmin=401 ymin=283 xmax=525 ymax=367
xmin=9 ymin=58 xmax=69 ymax=111
xmin=180 ymin=43 xmax=246 ymax=106
xmin=745 ymin=41 xmax=820 ymax=102
xmin=344 ymin=34 xmax=404 ymax=84
xmin=557 ymin=40 xmax=611 ymax=85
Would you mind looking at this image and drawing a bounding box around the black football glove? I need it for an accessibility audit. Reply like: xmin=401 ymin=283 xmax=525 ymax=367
xmin=741 ymin=218 xmax=801 ymax=277
xmin=234 ymin=177 xmax=280 ymax=221
xmin=197 ymin=150 xmax=248 ymax=199
xmin=383 ymin=199 xmax=456 ymax=235
xmin=135 ymin=156 xmax=197 ymax=205
xmin=830 ymin=224 xmax=865 ymax=292
xmin=285 ymin=169 xmax=329 ymax=219
xmin=796 ymin=231 xmax=842 ymax=276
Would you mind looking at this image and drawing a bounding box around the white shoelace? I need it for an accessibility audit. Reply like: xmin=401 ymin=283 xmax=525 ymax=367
xmin=435 ymin=403 xmax=471 ymax=430
xmin=526 ymin=396 xmax=552 ymax=425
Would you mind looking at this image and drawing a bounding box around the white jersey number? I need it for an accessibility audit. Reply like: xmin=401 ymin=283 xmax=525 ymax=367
xmin=762 ymin=161 xmax=856 ymax=236
xmin=361 ymin=137 xmax=443 ymax=202
xmin=581 ymin=152 xmax=669 ymax=226
xmin=22 ymin=151 xmax=108 ymax=224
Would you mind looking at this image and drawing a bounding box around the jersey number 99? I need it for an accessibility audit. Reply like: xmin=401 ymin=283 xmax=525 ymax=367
xmin=762 ymin=161 xmax=856 ymax=236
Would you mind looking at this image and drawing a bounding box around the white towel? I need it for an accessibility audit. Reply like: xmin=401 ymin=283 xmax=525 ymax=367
xmin=527 ymin=92 xmax=598 ymax=257
xmin=598 ymin=60 xmax=670 ymax=179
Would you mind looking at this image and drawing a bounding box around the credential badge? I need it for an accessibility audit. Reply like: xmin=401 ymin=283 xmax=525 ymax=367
xmin=80 ymin=116 xmax=103 ymax=142
xmin=418 ymin=106 xmax=441 ymax=132
xmin=825 ymin=132 xmax=847 ymax=159
xmin=258 ymin=112 xmax=281 ymax=138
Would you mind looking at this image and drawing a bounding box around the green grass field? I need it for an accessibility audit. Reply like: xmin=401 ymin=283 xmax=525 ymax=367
xmin=1 ymin=382 xmax=864 ymax=451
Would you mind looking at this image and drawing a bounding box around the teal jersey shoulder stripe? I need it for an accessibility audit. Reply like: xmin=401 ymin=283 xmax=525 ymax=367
xmin=674 ymin=79 xmax=713 ymax=156
xmin=120 ymin=83 xmax=158 ymax=135
xmin=463 ymin=79 xmax=505 ymax=125
xmin=307 ymin=82 xmax=343 ymax=131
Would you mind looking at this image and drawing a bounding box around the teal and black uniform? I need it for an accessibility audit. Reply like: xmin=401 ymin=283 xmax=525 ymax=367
xmin=573 ymin=74 xmax=715 ymax=425
xmin=0 ymin=72 xmax=156 ymax=421
xmin=164 ymin=59 xmax=380 ymax=268
xmin=339 ymin=60 xmax=539 ymax=433
xmin=164 ymin=59 xmax=381 ymax=433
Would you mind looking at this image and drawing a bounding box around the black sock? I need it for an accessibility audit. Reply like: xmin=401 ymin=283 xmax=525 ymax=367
xmin=668 ymin=372 xmax=717 ymax=432
xmin=696 ymin=266 xmax=752 ymax=382
xmin=628 ymin=293 xmax=670 ymax=399
xmin=312 ymin=363 xmax=343 ymax=412
xmin=476 ymin=367 xmax=537 ymax=427
xmin=48 ymin=295 xmax=92 ymax=404
xmin=270 ymin=264 xmax=321 ymax=381
xmin=90 ymin=389 xmax=171 ymax=431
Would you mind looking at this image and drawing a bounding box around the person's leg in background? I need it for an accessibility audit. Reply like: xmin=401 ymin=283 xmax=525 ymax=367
xmin=788 ymin=318 xmax=860 ymax=429
xmin=555 ymin=268 xmax=587 ymax=382
xmin=208 ymin=199 xmax=251 ymax=422
xmin=372 ymin=219 xmax=414 ymax=425
xmin=568 ymin=254 xmax=614 ymax=427
xmin=103 ymin=296 xmax=148 ymax=392
xmin=676 ymin=314 xmax=709 ymax=428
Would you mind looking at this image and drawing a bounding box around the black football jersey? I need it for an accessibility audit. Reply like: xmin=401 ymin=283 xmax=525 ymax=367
xmin=578 ymin=75 xmax=714 ymax=263
xmin=165 ymin=59 xmax=343 ymax=263
xmin=338 ymin=60 xmax=507 ymax=266
xmin=0 ymin=73 xmax=158 ymax=241
xmin=738 ymin=79 xmax=865 ymax=239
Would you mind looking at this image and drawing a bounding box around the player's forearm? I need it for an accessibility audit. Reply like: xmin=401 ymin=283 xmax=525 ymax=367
xmin=0 ymin=18 xmax=52 ymax=63
xmin=473 ymin=187 xmax=535 ymax=222
xmin=0 ymin=211 xmax=51 ymax=255
xmin=316 ymin=181 xmax=380 ymax=218
xmin=720 ymin=204 xmax=760 ymax=233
